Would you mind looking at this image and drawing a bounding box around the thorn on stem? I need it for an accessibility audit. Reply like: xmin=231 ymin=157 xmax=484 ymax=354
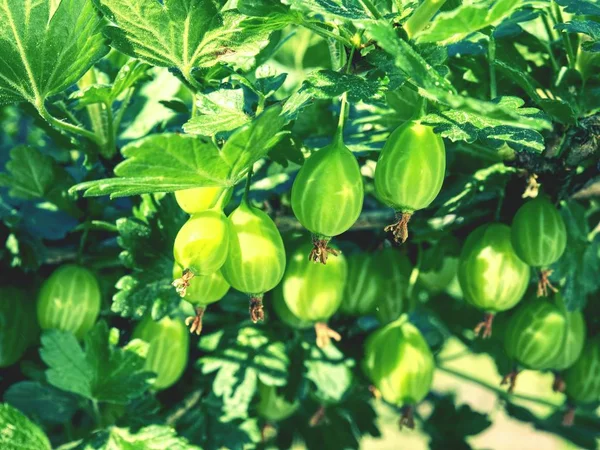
xmin=474 ymin=313 xmax=495 ymax=339
xmin=172 ymin=268 xmax=195 ymax=297
xmin=314 ymin=322 xmax=342 ymax=348
xmin=185 ymin=306 xmax=206 ymax=335
xmin=384 ymin=212 xmax=412 ymax=244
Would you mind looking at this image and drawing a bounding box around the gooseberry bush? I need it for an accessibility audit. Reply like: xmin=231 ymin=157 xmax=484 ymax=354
xmin=1 ymin=0 xmax=600 ymax=449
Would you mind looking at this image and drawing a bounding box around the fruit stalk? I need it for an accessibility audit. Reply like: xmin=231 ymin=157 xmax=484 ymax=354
xmin=314 ymin=322 xmax=342 ymax=348
xmin=250 ymin=295 xmax=265 ymax=323
xmin=474 ymin=313 xmax=494 ymax=339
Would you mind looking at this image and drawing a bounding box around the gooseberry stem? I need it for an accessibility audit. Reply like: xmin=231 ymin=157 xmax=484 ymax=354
xmin=243 ymin=166 xmax=254 ymax=205
xmin=333 ymin=43 xmax=357 ymax=145
xmin=404 ymin=0 xmax=448 ymax=40
xmin=399 ymin=405 xmax=415 ymax=429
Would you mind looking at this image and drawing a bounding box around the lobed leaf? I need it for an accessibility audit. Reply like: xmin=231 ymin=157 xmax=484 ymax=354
xmin=0 ymin=0 xmax=107 ymax=106
xmin=415 ymin=0 xmax=522 ymax=45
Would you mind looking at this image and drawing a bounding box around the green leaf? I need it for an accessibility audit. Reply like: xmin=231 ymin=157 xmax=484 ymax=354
xmin=94 ymin=0 xmax=272 ymax=78
xmin=198 ymin=327 xmax=289 ymax=420
xmin=0 ymin=146 xmax=78 ymax=215
xmin=4 ymin=381 xmax=79 ymax=425
xmin=556 ymin=20 xmax=600 ymax=52
xmin=71 ymin=424 xmax=201 ymax=450
xmin=69 ymin=59 xmax=151 ymax=108
xmin=304 ymin=343 xmax=354 ymax=404
xmin=0 ymin=0 xmax=107 ymax=106
xmin=221 ymin=105 xmax=287 ymax=177
xmin=367 ymin=19 xmax=552 ymax=135
xmin=424 ymin=394 xmax=492 ymax=449
xmin=0 ymin=403 xmax=51 ymax=450
xmin=552 ymin=201 xmax=600 ymax=310
xmin=286 ymin=0 xmax=370 ymax=20
xmin=39 ymin=322 xmax=153 ymax=403
xmin=183 ymin=88 xmax=250 ymax=136
xmin=283 ymin=70 xmax=383 ymax=119
xmin=435 ymin=163 xmax=517 ymax=217
xmin=112 ymin=194 xmax=186 ymax=320
xmin=366 ymin=21 xmax=456 ymax=95
xmin=40 ymin=329 xmax=95 ymax=399
xmin=71 ymin=105 xmax=285 ymax=198
xmin=85 ymin=322 xmax=152 ymax=403
xmin=555 ymin=0 xmax=600 ymax=16
xmin=422 ymin=97 xmax=547 ymax=151
xmin=415 ymin=0 xmax=521 ymax=45
xmin=494 ymin=59 xmax=577 ymax=124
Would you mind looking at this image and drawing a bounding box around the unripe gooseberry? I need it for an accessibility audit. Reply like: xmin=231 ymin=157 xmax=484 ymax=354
xmin=37 ymin=265 xmax=101 ymax=340
xmin=363 ymin=316 xmax=435 ymax=428
xmin=173 ymin=263 xmax=229 ymax=335
xmin=174 ymin=186 xmax=232 ymax=214
xmin=291 ymin=136 xmax=364 ymax=264
xmin=511 ymin=196 xmax=567 ymax=297
xmin=0 ymin=287 xmax=38 ymax=367
xmin=279 ymin=241 xmax=347 ymax=347
xmin=339 ymin=252 xmax=381 ymax=316
xmin=133 ymin=315 xmax=189 ymax=390
xmin=172 ymin=209 xmax=231 ymax=296
xmin=221 ymin=201 xmax=286 ymax=323
xmin=503 ymin=295 xmax=586 ymax=393
xmin=374 ymin=121 xmax=445 ymax=244
xmin=564 ymin=337 xmax=600 ymax=405
xmin=457 ymin=223 xmax=530 ymax=338
xmin=372 ymin=249 xmax=412 ymax=325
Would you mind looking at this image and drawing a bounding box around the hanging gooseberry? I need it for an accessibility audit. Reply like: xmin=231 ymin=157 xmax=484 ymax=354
xmin=339 ymin=252 xmax=381 ymax=316
xmin=503 ymin=295 xmax=586 ymax=393
xmin=291 ymin=135 xmax=364 ymax=264
xmin=0 ymin=287 xmax=38 ymax=367
xmin=457 ymin=223 xmax=530 ymax=338
xmin=174 ymin=186 xmax=232 ymax=214
xmin=279 ymin=241 xmax=347 ymax=347
xmin=133 ymin=315 xmax=189 ymax=390
xmin=221 ymin=201 xmax=286 ymax=323
xmin=172 ymin=209 xmax=231 ymax=296
xmin=37 ymin=265 xmax=101 ymax=340
xmin=419 ymin=257 xmax=458 ymax=294
xmin=256 ymin=381 xmax=299 ymax=422
xmin=363 ymin=315 xmax=435 ymax=428
xmin=511 ymin=196 xmax=567 ymax=297
xmin=374 ymin=121 xmax=446 ymax=244
xmin=562 ymin=338 xmax=600 ymax=425
xmin=173 ymin=263 xmax=229 ymax=335
xmin=372 ymin=249 xmax=412 ymax=325
xmin=272 ymin=287 xmax=312 ymax=330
